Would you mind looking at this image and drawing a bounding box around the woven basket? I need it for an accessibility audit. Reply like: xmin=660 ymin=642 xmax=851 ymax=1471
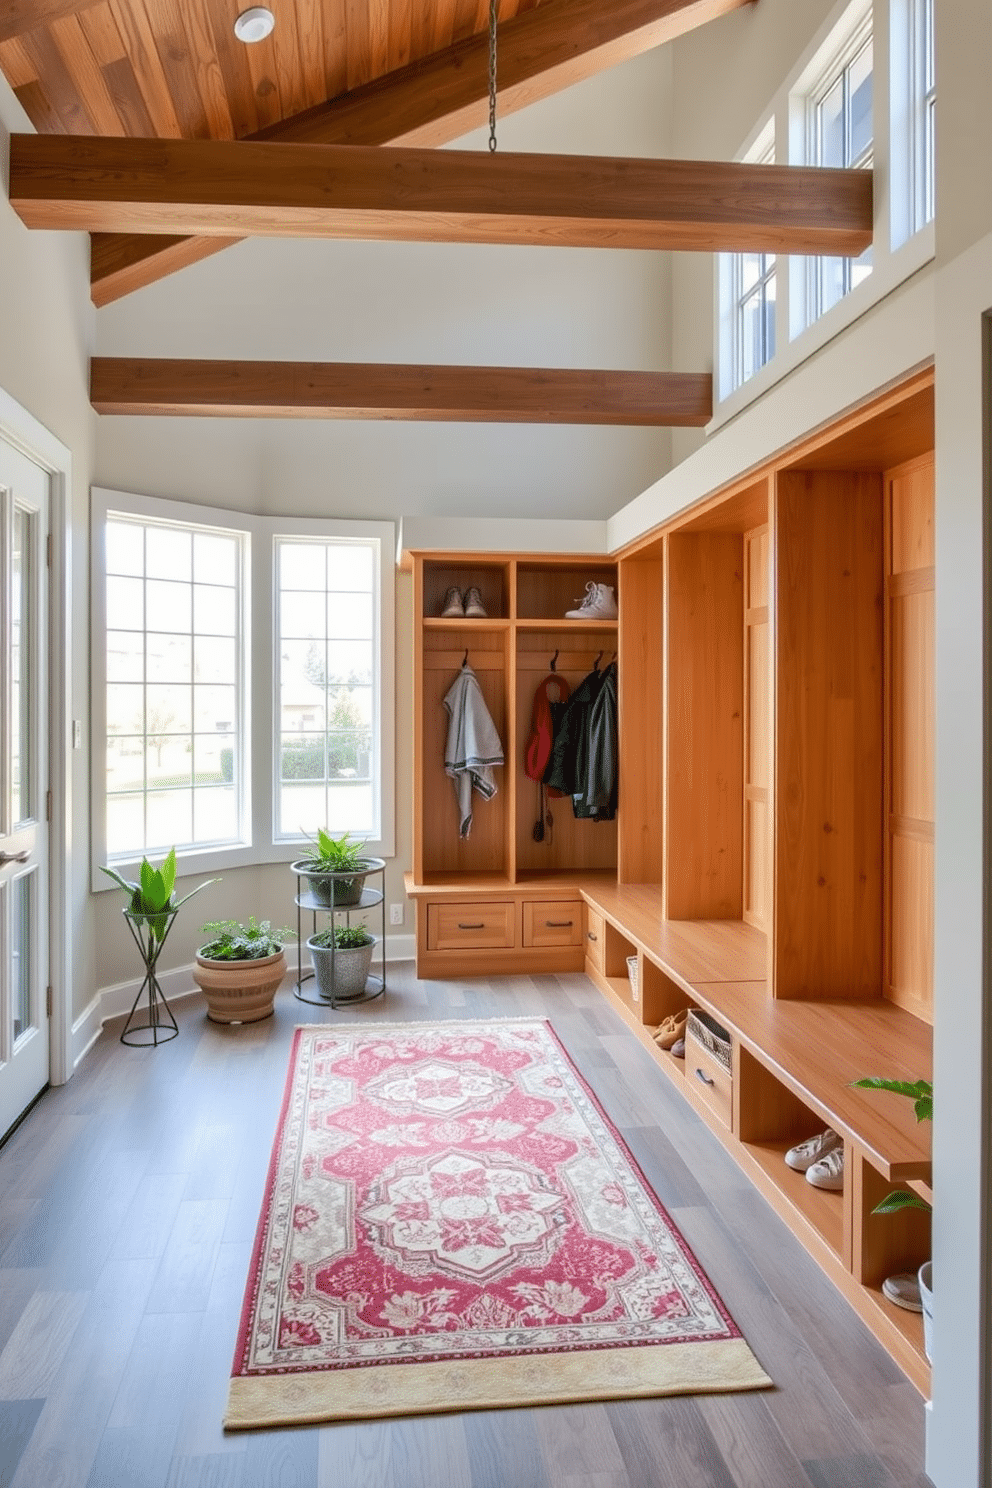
xmin=626 ymin=954 xmax=639 ymax=1003
xmin=686 ymin=1009 xmax=732 ymax=1074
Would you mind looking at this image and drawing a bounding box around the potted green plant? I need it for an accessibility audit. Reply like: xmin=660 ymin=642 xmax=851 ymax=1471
xmin=101 ymin=847 xmax=218 ymax=1045
xmin=291 ymin=829 xmax=381 ymax=908
xmin=192 ymin=917 xmax=295 ymax=1025
xmin=307 ymin=923 xmax=377 ymax=1002
xmin=853 ymin=1076 xmax=933 ymax=1358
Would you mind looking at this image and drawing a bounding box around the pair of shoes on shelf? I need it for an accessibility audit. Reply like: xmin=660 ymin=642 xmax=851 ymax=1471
xmin=785 ymin=1128 xmax=845 ymax=1191
xmin=671 ymin=1037 xmax=686 ymax=1059
xmin=565 ymin=582 xmax=617 ymax=620
xmin=441 ymin=586 xmax=487 ymax=619
xmin=653 ymin=1011 xmax=688 ymax=1050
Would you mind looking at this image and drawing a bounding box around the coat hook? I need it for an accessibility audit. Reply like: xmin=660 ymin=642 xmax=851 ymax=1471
xmin=550 ymin=649 xmax=559 ymax=672
xmin=593 ymin=650 xmax=603 ymax=671
xmin=462 ymin=648 xmax=469 ymax=667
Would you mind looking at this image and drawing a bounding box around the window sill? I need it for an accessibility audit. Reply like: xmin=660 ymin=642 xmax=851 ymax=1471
xmin=712 ymin=222 xmax=935 ymax=436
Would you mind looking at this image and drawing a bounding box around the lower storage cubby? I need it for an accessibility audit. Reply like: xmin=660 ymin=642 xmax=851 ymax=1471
xmin=735 ymin=1046 xmax=846 ymax=1260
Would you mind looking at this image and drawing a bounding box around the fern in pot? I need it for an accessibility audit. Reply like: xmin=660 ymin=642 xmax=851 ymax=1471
xmin=291 ymin=830 xmax=382 ymax=908
xmin=193 ymin=917 xmax=295 ymax=1025
xmin=308 ymin=923 xmax=377 ymax=1002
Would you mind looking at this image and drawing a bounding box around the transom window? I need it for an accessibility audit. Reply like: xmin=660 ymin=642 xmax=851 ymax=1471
xmin=810 ymin=26 xmax=874 ymax=318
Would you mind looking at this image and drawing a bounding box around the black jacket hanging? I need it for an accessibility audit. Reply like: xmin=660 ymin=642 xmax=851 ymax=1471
xmin=542 ymin=661 xmax=617 ymax=820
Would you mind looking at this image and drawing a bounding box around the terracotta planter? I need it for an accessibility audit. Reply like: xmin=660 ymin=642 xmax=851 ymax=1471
xmin=193 ymin=947 xmax=287 ymax=1024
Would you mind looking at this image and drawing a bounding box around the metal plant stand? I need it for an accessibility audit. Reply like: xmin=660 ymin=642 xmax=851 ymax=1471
xmin=292 ymin=860 xmax=387 ymax=1009
xmin=120 ymin=907 xmax=180 ymax=1046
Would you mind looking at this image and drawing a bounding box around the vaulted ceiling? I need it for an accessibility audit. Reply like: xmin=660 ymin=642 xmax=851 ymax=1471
xmin=0 ymin=0 xmax=754 ymax=304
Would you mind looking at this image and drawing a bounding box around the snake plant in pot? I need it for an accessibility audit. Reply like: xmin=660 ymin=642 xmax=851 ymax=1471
xmin=193 ymin=917 xmax=295 ymax=1025
xmin=853 ymin=1076 xmax=933 ymax=1358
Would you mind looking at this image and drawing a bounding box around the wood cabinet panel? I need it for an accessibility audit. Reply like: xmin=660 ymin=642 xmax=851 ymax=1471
xmin=617 ymin=555 xmax=663 ymax=884
xmin=522 ymin=900 xmax=583 ymax=947
xmin=884 ymin=455 xmax=934 ymax=1023
xmin=665 ymin=532 xmax=744 ymax=920
xmin=684 ymin=1031 xmax=733 ymax=1130
xmin=890 ymin=457 xmax=935 ymax=573
xmin=774 ymin=470 xmax=884 ymax=1000
xmin=427 ymin=901 xmax=515 ymax=951
xmin=890 ymin=589 xmax=934 ymax=823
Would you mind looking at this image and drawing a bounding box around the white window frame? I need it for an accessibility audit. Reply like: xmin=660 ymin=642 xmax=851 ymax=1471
xmin=719 ymin=127 xmax=777 ymax=399
xmin=90 ymin=488 xmax=395 ymax=891
xmin=891 ymin=0 xmax=936 ymax=247
xmin=804 ymin=15 xmax=875 ymax=323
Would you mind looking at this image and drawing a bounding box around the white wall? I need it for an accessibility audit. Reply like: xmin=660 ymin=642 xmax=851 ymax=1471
xmin=0 ymin=74 xmax=96 ymax=1027
xmin=94 ymin=48 xmax=676 ymax=523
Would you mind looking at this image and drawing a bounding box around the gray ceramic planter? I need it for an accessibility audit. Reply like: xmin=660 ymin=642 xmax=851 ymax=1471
xmin=308 ymin=934 xmax=376 ymax=1001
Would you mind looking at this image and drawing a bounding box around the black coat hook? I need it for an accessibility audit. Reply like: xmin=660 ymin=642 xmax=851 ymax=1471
xmin=550 ymin=649 xmax=559 ymax=672
xmin=593 ymin=650 xmax=603 ymax=671
xmin=462 ymin=648 xmax=469 ymax=667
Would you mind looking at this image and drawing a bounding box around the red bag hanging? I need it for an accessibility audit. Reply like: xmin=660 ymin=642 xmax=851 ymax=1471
xmin=524 ymin=673 xmax=570 ymax=786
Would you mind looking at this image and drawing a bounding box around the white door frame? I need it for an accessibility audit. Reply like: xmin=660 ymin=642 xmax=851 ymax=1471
xmin=0 ymin=386 xmax=72 ymax=1088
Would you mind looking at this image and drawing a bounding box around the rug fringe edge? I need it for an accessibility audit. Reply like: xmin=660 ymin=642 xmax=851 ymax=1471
xmin=224 ymin=1340 xmax=772 ymax=1430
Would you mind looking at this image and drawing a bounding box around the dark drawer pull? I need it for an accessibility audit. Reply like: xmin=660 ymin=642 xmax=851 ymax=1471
xmin=546 ymin=920 xmax=573 ymax=928
xmin=458 ymin=921 xmax=485 ymax=930
xmin=695 ymin=1068 xmax=715 ymax=1088
xmin=587 ymin=931 xmax=598 ymax=942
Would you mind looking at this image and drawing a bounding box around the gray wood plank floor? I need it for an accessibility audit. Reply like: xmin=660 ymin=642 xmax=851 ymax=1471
xmin=0 ymin=966 xmax=932 ymax=1488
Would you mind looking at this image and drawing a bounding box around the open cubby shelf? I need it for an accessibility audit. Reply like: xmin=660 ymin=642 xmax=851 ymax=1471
xmin=403 ymin=371 xmax=935 ymax=1397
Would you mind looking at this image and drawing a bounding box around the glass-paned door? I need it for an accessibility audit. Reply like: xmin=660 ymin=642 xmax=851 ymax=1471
xmin=0 ymin=439 xmax=49 ymax=1141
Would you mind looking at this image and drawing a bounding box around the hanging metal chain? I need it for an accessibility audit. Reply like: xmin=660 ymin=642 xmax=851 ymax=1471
xmin=488 ymin=0 xmax=498 ymax=153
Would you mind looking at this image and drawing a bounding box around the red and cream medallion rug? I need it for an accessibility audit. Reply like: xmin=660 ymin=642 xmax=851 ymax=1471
xmin=225 ymin=1020 xmax=770 ymax=1428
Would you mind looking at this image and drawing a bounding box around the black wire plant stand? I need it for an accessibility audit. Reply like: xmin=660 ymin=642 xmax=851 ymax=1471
xmin=291 ymin=859 xmax=387 ymax=1008
xmin=120 ymin=907 xmax=180 ymax=1046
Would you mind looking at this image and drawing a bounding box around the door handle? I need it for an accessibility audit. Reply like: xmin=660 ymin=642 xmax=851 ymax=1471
xmin=694 ymin=1068 xmax=715 ymax=1087
xmin=0 ymin=849 xmax=30 ymax=866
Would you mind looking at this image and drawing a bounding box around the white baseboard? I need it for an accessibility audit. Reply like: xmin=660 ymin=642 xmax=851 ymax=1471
xmin=72 ymin=933 xmax=417 ymax=1070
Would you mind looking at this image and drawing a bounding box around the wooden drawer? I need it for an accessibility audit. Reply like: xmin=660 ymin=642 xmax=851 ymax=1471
xmin=584 ymin=907 xmax=605 ymax=971
xmin=427 ymin=901 xmax=515 ymax=952
xmin=684 ymin=1030 xmax=733 ymax=1132
xmin=523 ymin=900 xmax=584 ymax=948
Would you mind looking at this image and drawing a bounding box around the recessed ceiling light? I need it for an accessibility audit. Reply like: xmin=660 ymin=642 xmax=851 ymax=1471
xmin=234 ymin=6 xmax=274 ymax=43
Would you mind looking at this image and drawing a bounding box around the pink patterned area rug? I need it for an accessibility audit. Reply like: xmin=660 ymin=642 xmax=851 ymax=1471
xmin=225 ymin=1019 xmax=770 ymax=1428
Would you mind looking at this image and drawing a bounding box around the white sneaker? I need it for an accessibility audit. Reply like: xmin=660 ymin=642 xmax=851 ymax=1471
xmin=806 ymin=1147 xmax=845 ymax=1191
xmin=463 ymin=585 xmax=487 ymax=618
xmin=565 ymin=582 xmax=618 ymax=620
xmin=784 ymin=1127 xmax=842 ymax=1172
xmin=882 ymin=1272 xmax=923 ymax=1312
xmin=440 ymin=586 xmax=464 ymax=618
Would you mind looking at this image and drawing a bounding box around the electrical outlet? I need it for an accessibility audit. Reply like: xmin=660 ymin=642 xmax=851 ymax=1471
xmin=389 ymin=902 xmax=404 ymax=926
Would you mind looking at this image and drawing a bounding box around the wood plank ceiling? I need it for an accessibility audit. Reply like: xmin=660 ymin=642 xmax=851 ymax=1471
xmin=0 ymin=0 xmax=548 ymax=139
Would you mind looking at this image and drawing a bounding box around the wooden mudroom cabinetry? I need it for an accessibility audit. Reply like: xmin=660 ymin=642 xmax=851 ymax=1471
xmin=406 ymin=552 xmax=619 ymax=977
xmin=403 ymin=366 xmax=935 ymax=1393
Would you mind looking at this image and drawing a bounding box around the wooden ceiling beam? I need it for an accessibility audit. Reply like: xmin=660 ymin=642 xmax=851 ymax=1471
xmin=12 ymin=135 xmax=874 ymax=256
xmin=0 ymin=0 xmax=97 ymax=45
xmin=89 ymin=358 xmax=714 ymax=426
xmin=87 ymin=0 xmax=753 ymax=305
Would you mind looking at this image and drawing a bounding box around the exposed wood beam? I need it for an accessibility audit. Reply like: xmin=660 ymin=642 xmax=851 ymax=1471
xmin=13 ymin=136 xmax=874 ymax=256
xmin=0 ymin=0 xmax=96 ymax=45
xmin=88 ymin=0 xmax=753 ymax=305
xmin=89 ymin=358 xmax=713 ymax=426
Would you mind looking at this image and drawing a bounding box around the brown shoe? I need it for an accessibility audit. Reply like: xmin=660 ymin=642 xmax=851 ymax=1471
xmin=653 ymin=1012 xmax=688 ymax=1050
